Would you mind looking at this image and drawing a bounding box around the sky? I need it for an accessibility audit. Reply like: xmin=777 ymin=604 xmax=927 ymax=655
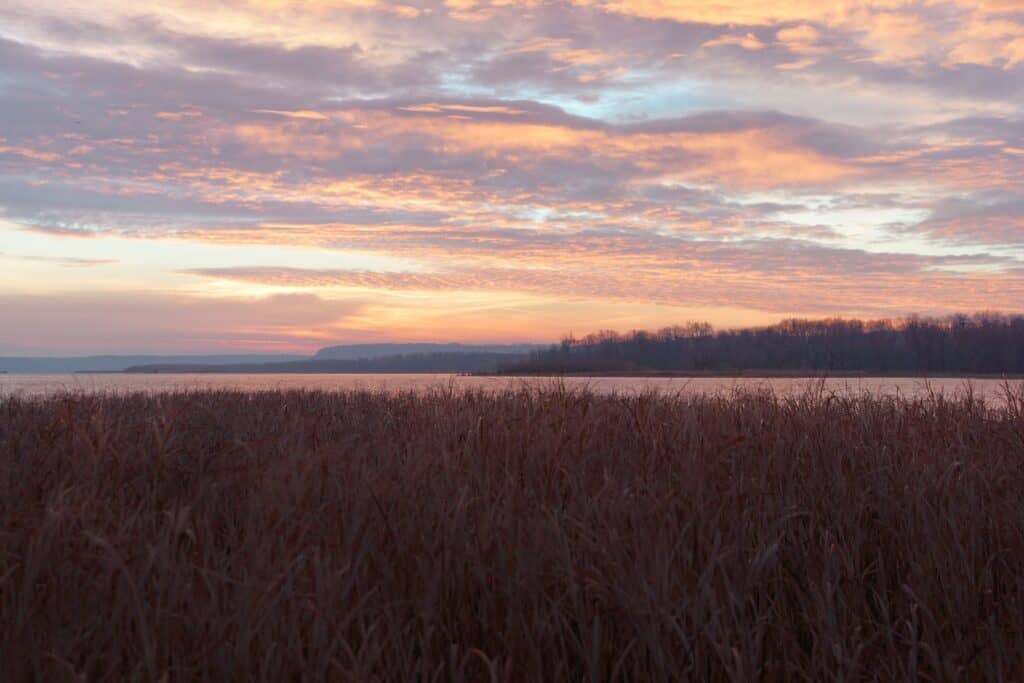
xmin=1 ymin=0 xmax=1023 ymax=354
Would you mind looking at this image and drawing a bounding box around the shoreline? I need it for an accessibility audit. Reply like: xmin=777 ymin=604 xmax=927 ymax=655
xmin=477 ymin=369 xmax=1024 ymax=380
xmin=0 ymin=369 xmax=1019 ymax=380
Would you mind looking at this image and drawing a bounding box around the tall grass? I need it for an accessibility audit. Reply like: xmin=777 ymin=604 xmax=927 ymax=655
xmin=2 ymin=384 xmax=1024 ymax=681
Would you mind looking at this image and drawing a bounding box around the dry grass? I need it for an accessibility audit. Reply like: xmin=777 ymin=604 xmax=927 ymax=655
xmin=3 ymin=383 xmax=1024 ymax=681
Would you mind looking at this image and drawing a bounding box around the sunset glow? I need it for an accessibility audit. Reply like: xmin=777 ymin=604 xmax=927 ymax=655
xmin=2 ymin=0 xmax=1023 ymax=352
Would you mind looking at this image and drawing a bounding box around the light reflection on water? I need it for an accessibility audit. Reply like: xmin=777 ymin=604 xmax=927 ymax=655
xmin=1 ymin=373 xmax=1020 ymax=402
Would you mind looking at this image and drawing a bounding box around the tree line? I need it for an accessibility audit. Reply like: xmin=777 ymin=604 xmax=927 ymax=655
xmin=499 ymin=314 xmax=1024 ymax=374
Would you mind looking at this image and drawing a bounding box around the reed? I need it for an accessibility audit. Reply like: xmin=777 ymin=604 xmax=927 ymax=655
xmin=2 ymin=383 xmax=1024 ymax=681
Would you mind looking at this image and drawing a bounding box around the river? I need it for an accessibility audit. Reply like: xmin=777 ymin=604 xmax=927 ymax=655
xmin=2 ymin=373 xmax=1021 ymax=402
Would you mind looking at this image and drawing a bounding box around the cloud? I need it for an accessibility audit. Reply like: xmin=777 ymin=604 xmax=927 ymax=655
xmin=702 ymin=33 xmax=767 ymax=51
xmin=0 ymin=252 xmax=117 ymax=267
xmin=907 ymin=190 xmax=1024 ymax=244
xmin=775 ymin=24 xmax=821 ymax=54
xmin=0 ymin=0 xmax=1022 ymax=349
xmin=178 ymin=234 xmax=1024 ymax=317
xmin=252 ymin=109 xmax=331 ymax=120
xmin=0 ymin=292 xmax=364 ymax=353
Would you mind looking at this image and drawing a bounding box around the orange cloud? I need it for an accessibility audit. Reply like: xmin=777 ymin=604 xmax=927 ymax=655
xmin=702 ymin=33 xmax=767 ymax=50
xmin=0 ymin=144 xmax=61 ymax=162
xmin=181 ymin=259 xmax=1024 ymax=320
xmin=775 ymin=24 xmax=822 ymax=54
xmin=399 ymin=103 xmax=529 ymax=115
xmin=571 ymin=0 xmax=849 ymax=26
xmin=222 ymin=109 xmax=857 ymax=190
xmin=253 ymin=109 xmax=331 ymax=120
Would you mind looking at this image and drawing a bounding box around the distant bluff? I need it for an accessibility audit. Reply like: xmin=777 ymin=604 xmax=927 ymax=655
xmin=314 ymin=343 xmax=545 ymax=361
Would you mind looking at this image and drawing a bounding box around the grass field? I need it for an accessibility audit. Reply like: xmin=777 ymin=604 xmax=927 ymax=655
xmin=3 ymin=384 xmax=1024 ymax=680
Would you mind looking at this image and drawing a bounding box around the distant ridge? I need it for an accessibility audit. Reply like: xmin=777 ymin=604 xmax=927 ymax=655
xmin=4 ymin=344 xmax=547 ymax=375
xmin=125 ymin=352 xmax=527 ymax=374
xmin=314 ymin=343 xmax=543 ymax=361
xmin=0 ymin=354 xmax=306 ymax=374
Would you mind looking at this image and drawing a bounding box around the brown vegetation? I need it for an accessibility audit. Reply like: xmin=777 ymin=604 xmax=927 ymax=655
xmin=3 ymin=384 xmax=1024 ymax=680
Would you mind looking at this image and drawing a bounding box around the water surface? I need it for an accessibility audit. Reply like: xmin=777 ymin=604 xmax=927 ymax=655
xmin=1 ymin=373 xmax=1019 ymax=402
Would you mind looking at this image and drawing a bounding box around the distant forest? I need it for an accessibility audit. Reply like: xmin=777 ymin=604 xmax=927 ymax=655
xmin=499 ymin=314 xmax=1024 ymax=375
